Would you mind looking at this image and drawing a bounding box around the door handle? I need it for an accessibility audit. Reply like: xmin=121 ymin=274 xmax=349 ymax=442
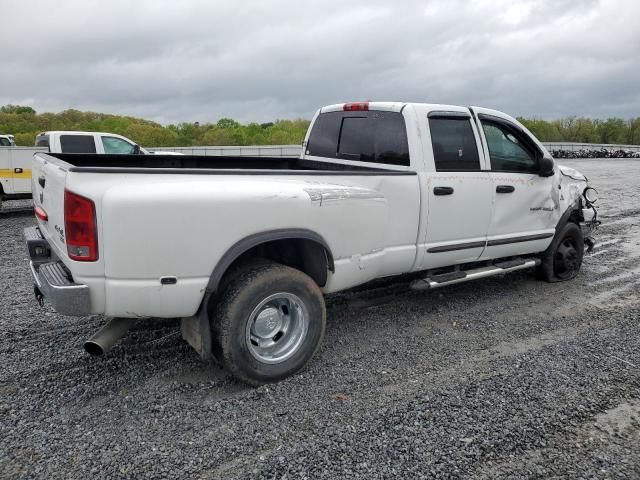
xmin=496 ymin=185 xmax=515 ymax=194
xmin=38 ymin=176 xmax=46 ymax=188
xmin=433 ymin=186 xmax=454 ymax=196
xmin=14 ymin=168 xmax=23 ymax=174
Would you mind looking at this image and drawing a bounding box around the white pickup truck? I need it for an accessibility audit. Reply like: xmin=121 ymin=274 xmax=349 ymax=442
xmin=0 ymin=134 xmax=16 ymax=147
xmin=1 ymin=131 xmax=172 ymax=207
xmin=24 ymin=102 xmax=599 ymax=384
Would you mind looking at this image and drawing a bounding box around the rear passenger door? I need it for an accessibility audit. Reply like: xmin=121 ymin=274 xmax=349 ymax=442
xmin=421 ymin=111 xmax=493 ymax=269
xmin=474 ymin=110 xmax=557 ymax=259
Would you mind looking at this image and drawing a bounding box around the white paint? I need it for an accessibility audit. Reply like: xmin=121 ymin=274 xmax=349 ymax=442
xmin=31 ymin=102 xmax=593 ymax=318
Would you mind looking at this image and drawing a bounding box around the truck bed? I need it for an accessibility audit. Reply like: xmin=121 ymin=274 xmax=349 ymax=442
xmin=47 ymin=153 xmax=414 ymax=175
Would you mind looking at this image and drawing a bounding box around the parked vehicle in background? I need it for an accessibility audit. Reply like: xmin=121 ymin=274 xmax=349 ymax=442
xmin=25 ymin=102 xmax=600 ymax=385
xmin=35 ymin=131 xmax=146 ymax=154
xmin=0 ymin=134 xmax=16 ymax=146
xmin=1 ymin=131 xmax=178 ymax=208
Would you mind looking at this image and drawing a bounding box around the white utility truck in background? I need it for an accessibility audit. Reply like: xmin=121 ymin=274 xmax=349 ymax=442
xmin=1 ymin=131 xmax=173 ymax=208
xmin=24 ymin=102 xmax=599 ymax=385
xmin=0 ymin=134 xmax=16 ymax=146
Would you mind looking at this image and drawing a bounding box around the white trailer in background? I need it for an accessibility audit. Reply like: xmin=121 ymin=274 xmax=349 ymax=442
xmin=0 ymin=147 xmax=47 ymax=206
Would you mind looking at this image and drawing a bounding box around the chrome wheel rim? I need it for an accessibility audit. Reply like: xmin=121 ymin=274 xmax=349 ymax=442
xmin=245 ymin=293 xmax=309 ymax=364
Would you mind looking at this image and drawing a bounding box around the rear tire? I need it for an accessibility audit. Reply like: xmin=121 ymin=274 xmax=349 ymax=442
xmin=538 ymin=222 xmax=584 ymax=282
xmin=211 ymin=261 xmax=326 ymax=385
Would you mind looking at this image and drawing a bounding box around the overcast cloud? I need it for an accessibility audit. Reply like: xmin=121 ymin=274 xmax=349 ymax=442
xmin=1 ymin=0 xmax=639 ymax=124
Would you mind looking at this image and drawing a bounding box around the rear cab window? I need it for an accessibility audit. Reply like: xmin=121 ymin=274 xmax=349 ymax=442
xmin=60 ymin=135 xmax=97 ymax=153
xmin=306 ymin=110 xmax=410 ymax=166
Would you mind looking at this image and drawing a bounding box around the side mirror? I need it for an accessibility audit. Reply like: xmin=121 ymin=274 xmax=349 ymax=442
xmin=539 ymin=156 xmax=555 ymax=177
xmin=132 ymin=144 xmax=141 ymax=155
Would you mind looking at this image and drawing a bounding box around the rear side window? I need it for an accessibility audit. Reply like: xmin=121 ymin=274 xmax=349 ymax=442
xmin=35 ymin=135 xmax=50 ymax=148
xmin=307 ymin=111 xmax=410 ymax=166
xmin=60 ymin=135 xmax=96 ymax=153
xmin=428 ymin=117 xmax=480 ymax=171
xmin=0 ymin=137 xmax=10 ymax=147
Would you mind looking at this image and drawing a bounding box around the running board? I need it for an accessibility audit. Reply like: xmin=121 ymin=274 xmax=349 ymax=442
xmin=410 ymin=258 xmax=541 ymax=291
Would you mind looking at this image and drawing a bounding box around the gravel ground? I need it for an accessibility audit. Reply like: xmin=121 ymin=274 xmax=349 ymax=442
xmin=1 ymin=159 xmax=639 ymax=479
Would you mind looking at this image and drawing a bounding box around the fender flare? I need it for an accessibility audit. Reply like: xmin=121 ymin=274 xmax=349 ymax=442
xmin=555 ymin=199 xmax=582 ymax=233
xmin=205 ymin=228 xmax=335 ymax=293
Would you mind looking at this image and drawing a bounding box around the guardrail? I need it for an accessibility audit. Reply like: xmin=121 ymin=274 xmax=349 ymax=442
xmin=150 ymin=143 xmax=640 ymax=158
xmin=150 ymin=145 xmax=302 ymax=157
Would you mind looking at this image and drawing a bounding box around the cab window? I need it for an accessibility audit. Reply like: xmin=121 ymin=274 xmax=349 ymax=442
xmin=481 ymin=121 xmax=538 ymax=173
xmin=60 ymin=135 xmax=97 ymax=153
xmin=0 ymin=137 xmax=11 ymax=147
xmin=428 ymin=116 xmax=480 ymax=171
xmin=102 ymin=136 xmax=136 ymax=154
xmin=35 ymin=135 xmax=50 ymax=148
xmin=307 ymin=111 xmax=410 ymax=166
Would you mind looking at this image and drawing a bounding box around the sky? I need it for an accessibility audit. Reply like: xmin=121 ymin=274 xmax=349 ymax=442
xmin=1 ymin=0 xmax=639 ymax=125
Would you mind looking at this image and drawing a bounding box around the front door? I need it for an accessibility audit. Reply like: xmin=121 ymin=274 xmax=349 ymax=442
xmin=474 ymin=110 xmax=557 ymax=260
xmin=421 ymin=111 xmax=493 ymax=270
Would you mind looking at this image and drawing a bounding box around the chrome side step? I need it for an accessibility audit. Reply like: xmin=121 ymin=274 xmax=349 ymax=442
xmin=410 ymin=258 xmax=541 ymax=291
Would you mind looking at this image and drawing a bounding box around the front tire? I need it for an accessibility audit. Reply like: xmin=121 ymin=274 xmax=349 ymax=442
xmin=538 ymin=222 xmax=584 ymax=282
xmin=212 ymin=261 xmax=326 ymax=385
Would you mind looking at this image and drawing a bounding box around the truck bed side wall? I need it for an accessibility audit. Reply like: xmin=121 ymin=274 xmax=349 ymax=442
xmin=62 ymin=170 xmax=420 ymax=317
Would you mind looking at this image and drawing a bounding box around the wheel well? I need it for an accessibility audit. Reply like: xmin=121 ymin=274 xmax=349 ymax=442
xmin=230 ymin=238 xmax=331 ymax=286
xmin=210 ymin=233 xmax=335 ymax=293
xmin=556 ymin=202 xmax=583 ymax=232
xmin=568 ymin=209 xmax=582 ymax=224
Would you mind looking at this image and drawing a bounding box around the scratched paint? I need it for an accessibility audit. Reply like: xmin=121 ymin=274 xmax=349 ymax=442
xmin=304 ymin=186 xmax=385 ymax=206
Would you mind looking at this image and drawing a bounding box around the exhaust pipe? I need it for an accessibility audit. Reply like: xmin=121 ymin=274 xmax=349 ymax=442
xmin=84 ymin=317 xmax=133 ymax=355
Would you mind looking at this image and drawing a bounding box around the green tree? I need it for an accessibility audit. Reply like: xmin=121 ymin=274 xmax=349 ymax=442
xmin=2 ymin=104 xmax=637 ymax=148
xmin=597 ymin=118 xmax=627 ymax=144
xmin=0 ymin=105 xmax=36 ymax=114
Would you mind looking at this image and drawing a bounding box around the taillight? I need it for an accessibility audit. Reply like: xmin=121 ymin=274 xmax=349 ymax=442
xmin=343 ymin=102 xmax=369 ymax=111
xmin=34 ymin=206 xmax=48 ymax=222
xmin=64 ymin=189 xmax=98 ymax=261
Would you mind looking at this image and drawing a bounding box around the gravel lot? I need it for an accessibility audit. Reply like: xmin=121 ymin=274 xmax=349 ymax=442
xmin=1 ymin=159 xmax=639 ymax=479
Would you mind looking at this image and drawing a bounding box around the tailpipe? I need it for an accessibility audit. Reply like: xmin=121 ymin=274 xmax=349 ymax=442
xmin=84 ymin=317 xmax=133 ymax=355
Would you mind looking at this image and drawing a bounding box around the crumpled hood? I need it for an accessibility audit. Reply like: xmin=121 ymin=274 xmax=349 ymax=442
xmin=558 ymin=164 xmax=588 ymax=182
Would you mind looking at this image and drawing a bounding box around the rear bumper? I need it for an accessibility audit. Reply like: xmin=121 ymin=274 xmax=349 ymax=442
xmin=25 ymin=226 xmax=91 ymax=316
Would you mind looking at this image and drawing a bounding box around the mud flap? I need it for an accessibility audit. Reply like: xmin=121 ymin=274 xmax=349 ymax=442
xmin=180 ymin=295 xmax=213 ymax=361
xmin=33 ymin=284 xmax=44 ymax=307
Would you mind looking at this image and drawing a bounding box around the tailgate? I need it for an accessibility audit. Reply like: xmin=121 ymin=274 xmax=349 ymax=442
xmin=32 ymin=153 xmax=69 ymax=259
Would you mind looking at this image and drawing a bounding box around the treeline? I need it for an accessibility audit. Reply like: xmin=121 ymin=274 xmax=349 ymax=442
xmin=517 ymin=117 xmax=640 ymax=145
xmin=0 ymin=105 xmax=309 ymax=147
xmin=1 ymin=104 xmax=639 ymax=147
